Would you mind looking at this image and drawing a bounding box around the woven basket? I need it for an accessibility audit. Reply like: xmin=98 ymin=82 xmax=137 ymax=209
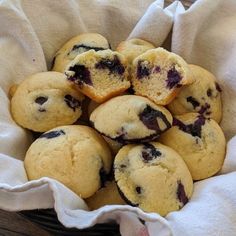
xmin=20 ymin=209 xmax=120 ymax=236
xmin=19 ymin=1 xmax=194 ymax=235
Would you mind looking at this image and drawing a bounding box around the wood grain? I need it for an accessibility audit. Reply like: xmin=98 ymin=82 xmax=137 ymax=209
xmin=0 ymin=210 xmax=51 ymax=236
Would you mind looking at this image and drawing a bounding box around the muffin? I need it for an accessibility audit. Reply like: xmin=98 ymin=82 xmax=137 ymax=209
xmin=24 ymin=125 xmax=112 ymax=198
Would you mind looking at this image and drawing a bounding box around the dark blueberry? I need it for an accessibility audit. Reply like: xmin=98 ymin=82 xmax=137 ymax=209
xmin=109 ymin=132 xmax=160 ymax=144
xmin=116 ymin=184 xmax=139 ymax=207
xmin=64 ymin=95 xmax=81 ymax=111
xmin=154 ymin=66 xmax=161 ymax=73
xmin=166 ymin=67 xmax=182 ymax=89
xmin=35 ymin=96 xmax=48 ymax=105
xmin=120 ymin=164 xmax=127 ymax=168
xmin=177 ymin=181 xmax=188 ymax=205
xmin=95 ymin=55 xmax=125 ymax=75
xmin=99 ymin=167 xmax=107 ymax=188
xmin=186 ymin=96 xmax=200 ymax=109
xmin=39 ymin=130 xmax=65 ymax=139
xmin=173 ymin=118 xmax=186 ymax=130
xmin=51 ymin=56 xmax=56 ymax=69
xmin=116 ymin=133 xmax=159 ymax=144
xmin=135 ymin=186 xmax=142 ymax=194
xmin=173 ymin=115 xmax=205 ymax=138
xmin=207 ymin=88 xmax=212 ymax=97
xmin=96 ymin=128 xmax=160 ymax=144
xmin=38 ymin=108 xmax=46 ymax=112
xmin=67 ymin=64 xmax=92 ymax=86
xmin=215 ymin=82 xmax=222 ymax=92
xmin=141 ymin=143 xmax=161 ymax=162
xmin=195 ymin=116 xmax=206 ymax=136
xmin=139 ymin=105 xmax=171 ymax=132
xmin=194 ymin=115 xmax=205 ymax=127
xmin=198 ymin=103 xmax=210 ymax=115
xmin=137 ymin=61 xmax=150 ymax=79
xmin=70 ymin=44 xmax=107 ymax=53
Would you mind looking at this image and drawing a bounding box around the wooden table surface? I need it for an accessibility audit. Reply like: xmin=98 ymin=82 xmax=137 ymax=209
xmin=0 ymin=210 xmax=51 ymax=236
xmin=0 ymin=0 xmax=196 ymax=235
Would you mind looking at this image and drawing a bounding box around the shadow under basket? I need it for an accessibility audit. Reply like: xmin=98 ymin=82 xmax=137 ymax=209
xmin=19 ymin=209 xmax=120 ymax=236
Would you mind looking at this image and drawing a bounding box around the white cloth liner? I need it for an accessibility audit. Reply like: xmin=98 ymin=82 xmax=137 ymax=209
xmin=0 ymin=0 xmax=236 ymax=235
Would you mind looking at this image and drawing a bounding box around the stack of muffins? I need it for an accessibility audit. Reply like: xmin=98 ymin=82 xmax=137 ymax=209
xmin=9 ymin=33 xmax=225 ymax=216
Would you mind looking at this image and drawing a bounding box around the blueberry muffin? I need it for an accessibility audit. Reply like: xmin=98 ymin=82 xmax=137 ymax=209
xmin=52 ymin=33 xmax=110 ymax=72
xmin=86 ymin=180 xmax=125 ymax=210
xmin=87 ymin=91 xmax=130 ymax=117
xmin=65 ymin=49 xmax=130 ymax=103
xmin=131 ymin=47 xmax=195 ymax=105
xmin=87 ymin=96 xmax=125 ymax=155
xmin=90 ymin=95 xmax=173 ymax=143
xmin=168 ymin=65 xmax=222 ymax=123
xmin=24 ymin=125 xmax=112 ymax=198
xmin=159 ymin=113 xmax=226 ymax=180
xmin=114 ymin=142 xmax=193 ymax=216
xmin=116 ymin=38 xmax=155 ymax=64
xmin=10 ymin=72 xmax=84 ymax=132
